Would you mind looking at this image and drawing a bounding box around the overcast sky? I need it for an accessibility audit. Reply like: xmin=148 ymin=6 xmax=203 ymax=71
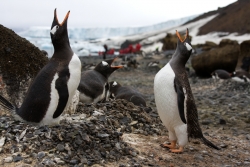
xmin=0 ymin=0 xmax=236 ymax=30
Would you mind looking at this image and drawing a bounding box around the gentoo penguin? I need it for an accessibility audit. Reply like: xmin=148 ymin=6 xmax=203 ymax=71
xmin=231 ymin=70 xmax=250 ymax=82
xmin=0 ymin=9 xmax=81 ymax=125
xmin=211 ymin=69 xmax=232 ymax=79
xmin=78 ymin=57 xmax=122 ymax=104
xmin=108 ymin=81 xmax=146 ymax=107
xmin=154 ymin=29 xmax=219 ymax=153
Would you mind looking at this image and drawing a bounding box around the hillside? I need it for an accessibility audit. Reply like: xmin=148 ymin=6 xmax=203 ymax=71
xmin=184 ymin=0 xmax=250 ymax=35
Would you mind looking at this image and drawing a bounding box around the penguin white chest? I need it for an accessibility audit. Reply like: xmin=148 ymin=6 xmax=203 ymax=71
xmin=66 ymin=53 xmax=81 ymax=107
xmin=154 ymin=63 xmax=185 ymax=130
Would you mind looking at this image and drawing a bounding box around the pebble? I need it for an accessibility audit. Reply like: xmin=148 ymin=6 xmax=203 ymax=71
xmin=4 ymin=156 xmax=13 ymax=163
xmin=219 ymin=118 xmax=226 ymax=124
xmin=194 ymin=154 xmax=203 ymax=161
xmin=56 ymin=144 xmax=65 ymax=152
xmin=37 ymin=152 xmax=45 ymax=159
xmin=0 ymin=75 xmax=249 ymax=166
xmin=13 ymin=155 xmax=23 ymax=162
xmin=54 ymin=158 xmax=65 ymax=165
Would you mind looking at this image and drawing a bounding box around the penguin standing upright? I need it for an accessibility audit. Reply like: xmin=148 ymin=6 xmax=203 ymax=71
xmin=78 ymin=57 xmax=122 ymax=104
xmin=108 ymin=81 xmax=146 ymax=107
xmin=0 ymin=9 xmax=81 ymax=125
xmin=154 ymin=29 xmax=219 ymax=153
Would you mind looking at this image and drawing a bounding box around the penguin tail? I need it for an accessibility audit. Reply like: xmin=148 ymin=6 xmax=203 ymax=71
xmin=201 ymin=136 xmax=220 ymax=150
xmin=0 ymin=94 xmax=16 ymax=112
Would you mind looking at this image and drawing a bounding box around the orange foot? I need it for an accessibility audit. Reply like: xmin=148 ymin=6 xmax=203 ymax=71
xmin=160 ymin=141 xmax=176 ymax=149
xmin=171 ymin=146 xmax=184 ymax=153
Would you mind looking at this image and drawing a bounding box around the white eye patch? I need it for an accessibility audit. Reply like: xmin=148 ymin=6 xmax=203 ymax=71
xmin=184 ymin=42 xmax=192 ymax=51
xmin=50 ymin=25 xmax=59 ymax=35
xmin=102 ymin=61 xmax=108 ymax=66
xmin=112 ymin=81 xmax=117 ymax=87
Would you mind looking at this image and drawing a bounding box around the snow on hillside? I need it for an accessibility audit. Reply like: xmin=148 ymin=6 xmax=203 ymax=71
xmin=17 ymin=15 xmax=196 ymax=57
xmin=18 ymin=15 xmax=196 ymax=40
xmin=17 ymin=14 xmax=250 ymax=57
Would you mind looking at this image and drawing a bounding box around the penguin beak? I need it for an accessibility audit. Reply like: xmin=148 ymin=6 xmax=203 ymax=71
xmin=176 ymin=29 xmax=189 ymax=43
xmin=52 ymin=8 xmax=70 ymax=28
xmin=111 ymin=57 xmax=123 ymax=69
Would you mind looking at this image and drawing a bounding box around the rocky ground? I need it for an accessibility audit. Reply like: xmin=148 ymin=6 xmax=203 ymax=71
xmin=0 ymin=60 xmax=250 ymax=167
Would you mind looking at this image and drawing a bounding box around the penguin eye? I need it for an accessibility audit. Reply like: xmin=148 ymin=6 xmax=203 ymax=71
xmin=50 ymin=25 xmax=59 ymax=35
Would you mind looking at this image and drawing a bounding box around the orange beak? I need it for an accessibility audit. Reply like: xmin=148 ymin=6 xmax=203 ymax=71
xmin=54 ymin=8 xmax=70 ymax=26
xmin=176 ymin=29 xmax=189 ymax=42
xmin=111 ymin=57 xmax=123 ymax=69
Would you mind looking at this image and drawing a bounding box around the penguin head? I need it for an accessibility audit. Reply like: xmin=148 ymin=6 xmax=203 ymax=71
xmin=95 ymin=57 xmax=123 ymax=78
xmin=175 ymin=29 xmax=193 ymax=61
xmin=108 ymin=81 xmax=121 ymax=98
xmin=50 ymin=9 xmax=70 ymax=46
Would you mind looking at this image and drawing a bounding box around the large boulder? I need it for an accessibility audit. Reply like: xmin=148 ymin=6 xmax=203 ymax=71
xmin=161 ymin=33 xmax=177 ymax=50
xmin=0 ymin=24 xmax=48 ymax=103
xmin=191 ymin=39 xmax=240 ymax=77
xmin=235 ymin=40 xmax=250 ymax=72
xmin=194 ymin=41 xmax=218 ymax=52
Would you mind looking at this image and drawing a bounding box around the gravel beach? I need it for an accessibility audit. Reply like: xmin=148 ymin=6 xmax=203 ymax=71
xmin=0 ymin=57 xmax=250 ymax=167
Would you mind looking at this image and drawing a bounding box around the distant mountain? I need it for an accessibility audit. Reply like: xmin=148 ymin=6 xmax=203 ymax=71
xmin=18 ymin=15 xmax=197 ymax=40
xmin=184 ymin=0 xmax=250 ymax=35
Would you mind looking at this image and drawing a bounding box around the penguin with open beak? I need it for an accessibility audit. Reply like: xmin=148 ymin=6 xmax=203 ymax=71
xmin=154 ymin=29 xmax=219 ymax=153
xmin=0 ymin=9 xmax=81 ymax=125
xmin=78 ymin=57 xmax=123 ymax=104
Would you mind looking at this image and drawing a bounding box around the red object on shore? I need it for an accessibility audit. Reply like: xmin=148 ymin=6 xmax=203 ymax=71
xmin=99 ymin=43 xmax=141 ymax=56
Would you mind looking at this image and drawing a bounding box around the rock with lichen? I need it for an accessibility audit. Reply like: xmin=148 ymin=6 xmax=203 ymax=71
xmin=0 ymin=24 xmax=48 ymax=104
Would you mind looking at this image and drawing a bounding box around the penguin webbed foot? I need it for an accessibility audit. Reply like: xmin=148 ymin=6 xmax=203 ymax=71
xmin=170 ymin=146 xmax=184 ymax=153
xmin=160 ymin=141 xmax=176 ymax=149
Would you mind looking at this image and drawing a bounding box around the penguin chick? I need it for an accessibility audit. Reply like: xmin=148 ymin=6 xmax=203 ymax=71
xmin=78 ymin=57 xmax=123 ymax=104
xmin=0 ymin=9 xmax=81 ymax=125
xmin=154 ymin=29 xmax=219 ymax=153
xmin=108 ymin=81 xmax=146 ymax=107
xmin=211 ymin=69 xmax=232 ymax=79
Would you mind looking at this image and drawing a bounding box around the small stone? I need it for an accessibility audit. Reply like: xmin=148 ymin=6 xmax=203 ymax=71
xmin=246 ymin=134 xmax=250 ymax=140
xmin=97 ymin=133 xmax=109 ymax=138
xmin=0 ymin=137 xmax=5 ymax=147
xmin=37 ymin=152 xmax=45 ymax=159
xmin=54 ymin=158 xmax=65 ymax=165
xmin=70 ymin=159 xmax=79 ymax=165
xmin=24 ymin=158 xmax=32 ymax=164
xmin=220 ymin=144 xmax=228 ymax=148
xmin=56 ymin=144 xmax=65 ymax=151
xmin=130 ymin=151 xmax=137 ymax=157
xmin=4 ymin=156 xmax=13 ymax=163
xmin=194 ymin=154 xmax=203 ymax=160
xmin=13 ymin=155 xmax=23 ymax=162
xmin=219 ymin=118 xmax=226 ymax=125
xmin=201 ymin=120 xmax=211 ymax=125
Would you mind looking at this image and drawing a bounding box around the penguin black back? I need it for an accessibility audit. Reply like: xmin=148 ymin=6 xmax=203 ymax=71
xmin=211 ymin=69 xmax=232 ymax=79
xmin=108 ymin=81 xmax=147 ymax=107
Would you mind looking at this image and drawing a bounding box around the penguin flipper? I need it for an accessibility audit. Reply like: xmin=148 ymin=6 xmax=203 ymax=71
xmin=174 ymin=78 xmax=186 ymax=124
xmin=53 ymin=75 xmax=69 ymax=118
